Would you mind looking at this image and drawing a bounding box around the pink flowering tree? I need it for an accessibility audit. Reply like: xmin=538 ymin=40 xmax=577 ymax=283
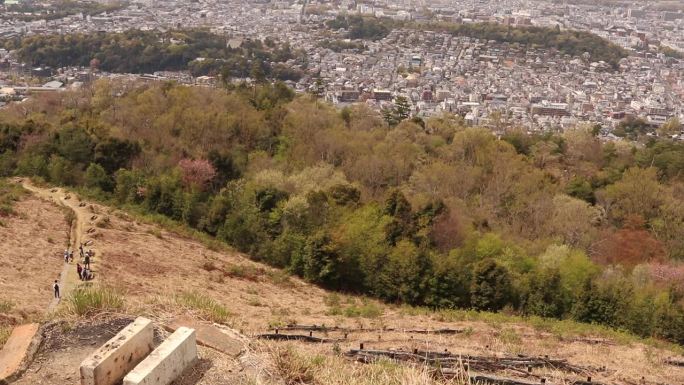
xmin=649 ymin=263 xmax=684 ymax=291
xmin=178 ymin=158 xmax=216 ymax=191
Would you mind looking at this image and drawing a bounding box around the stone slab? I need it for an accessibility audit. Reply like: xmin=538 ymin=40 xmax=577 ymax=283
xmin=0 ymin=323 xmax=39 ymax=381
xmin=80 ymin=317 xmax=154 ymax=385
xmin=123 ymin=327 xmax=197 ymax=385
xmin=167 ymin=316 xmax=243 ymax=357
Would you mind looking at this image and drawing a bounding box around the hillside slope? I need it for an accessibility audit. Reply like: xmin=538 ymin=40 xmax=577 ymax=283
xmin=0 ymin=190 xmax=69 ymax=324
xmin=2 ymin=183 xmax=681 ymax=385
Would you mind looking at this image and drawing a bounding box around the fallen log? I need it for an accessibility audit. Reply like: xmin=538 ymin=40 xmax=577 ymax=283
xmin=403 ymin=328 xmax=464 ymax=335
xmin=279 ymin=324 xmax=464 ymax=335
xmin=257 ymin=333 xmax=339 ymax=343
xmin=470 ymin=374 xmax=542 ymax=385
xmin=439 ymin=369 xmax=545 ymax=385
xmin=566 ymin=337 xmax=614 ymax=346
xmin=346 ymin=349 xmax=590 ymax=374
xmin=572 ymin=381 xmax=603 ymax=385
xmin=665 ymin=357 xmax=684 ymax=367
xmin=280 ymin=325 xmax=344 ymax=332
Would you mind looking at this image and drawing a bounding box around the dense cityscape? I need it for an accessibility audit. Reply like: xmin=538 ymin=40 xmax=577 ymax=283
xmin=0 ymin=0 xmax=683 ymax=134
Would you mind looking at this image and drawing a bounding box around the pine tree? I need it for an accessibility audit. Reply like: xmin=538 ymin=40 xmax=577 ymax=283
xmin=394 ymin=96 xmax=411 ymax=122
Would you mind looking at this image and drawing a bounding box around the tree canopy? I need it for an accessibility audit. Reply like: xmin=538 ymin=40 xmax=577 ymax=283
xmin=2 ymin=81 xmax=684 ymax=344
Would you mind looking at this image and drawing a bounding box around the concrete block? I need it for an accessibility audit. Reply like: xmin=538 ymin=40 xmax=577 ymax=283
xmin=0 ymin=323 xmax=40 ymax=381
xmin=80 ymin=317 xmax=154 ymax=385
xmin=167 ymin=316 xmax=244 ymax=357
xmin=123 ymin=327 xmax=197 ymax=385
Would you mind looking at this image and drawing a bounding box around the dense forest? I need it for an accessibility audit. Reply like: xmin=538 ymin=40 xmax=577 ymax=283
xmin=325 ymin=15 xmax=628 ymax=68
xmin=1 ymin=81 xmax=684 ymax=344
xmin=2 ymin=30 xmax=307 ymax=80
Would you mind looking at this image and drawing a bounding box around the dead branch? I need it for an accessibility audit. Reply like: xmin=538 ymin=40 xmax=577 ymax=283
xmin=277 ymin=324 xmax=464 ymax=335
xmin=257 ymin=333 xmax=339 ymax=343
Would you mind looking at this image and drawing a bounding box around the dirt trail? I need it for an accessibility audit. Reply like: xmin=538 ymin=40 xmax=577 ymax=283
xmin=0 ymin=180 xmax=92 ymax=382
xmin=18 ymin=179 xmax=95 ymax=311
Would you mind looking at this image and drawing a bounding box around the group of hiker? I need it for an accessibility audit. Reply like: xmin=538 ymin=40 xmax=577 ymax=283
xmin=54 ymin=242 xmax=96 ymax=298
xmin=68 ymin=243 xmax=95 ymax=281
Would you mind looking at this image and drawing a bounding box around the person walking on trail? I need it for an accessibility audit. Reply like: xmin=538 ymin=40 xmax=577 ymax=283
xmin=79 ymin=243 xmax=84 ymax=259
xmin=64 ymin=249 xmax=69 ymax=263
xmin=69 ymin=250 xmax=74 ymax=262
xmin=76 ymin=263 xmax=83 ymax=280
xmin=84 ymin=254 xmax=90 ymax=269
xmin=53 ymin=280 xmax=60 ymax=299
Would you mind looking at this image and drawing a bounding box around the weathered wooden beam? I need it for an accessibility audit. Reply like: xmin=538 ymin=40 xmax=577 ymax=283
xmin=257 ymin=333 xmax=338 ymax=343
xmin=278 ymin=325 xmax=464 ymax=335
xmin=665 ymin=357 xmax=684 ymax=367
xmin=346 ymin=349 xmax=591 ymax=374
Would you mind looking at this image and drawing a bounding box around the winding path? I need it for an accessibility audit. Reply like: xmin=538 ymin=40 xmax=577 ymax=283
xmin=0 ymin=179 xmax=96 ymax=382
xmin=18 ymin=179 xmax=94 ymax=311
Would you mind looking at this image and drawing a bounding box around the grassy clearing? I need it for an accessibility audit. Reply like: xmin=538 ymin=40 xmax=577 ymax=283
xmin=66 ymin=286 xmax=124 ymax=317
xmin=175 ymin=291 xmax=232 ymax=324
xmin=400 ymin=306 xmax=684 ymax=353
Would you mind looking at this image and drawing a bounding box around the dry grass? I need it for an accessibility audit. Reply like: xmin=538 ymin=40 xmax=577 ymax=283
xmin=0 ymin=179 xmax=26 ymax=217
xmin=0 ymin=326 xmax=11 ymax=346
xmin=326 ymin=294 xmax=384 ymax=318
xmin=0 ymin=300 xmax=14 ymax=313
xmin=269 ymin=344 xmax=469 ymax=385
xmin=175 ymin=291 xmax=232 ymax=324
xmin=0 ymin=194 xmax=69 ymax=322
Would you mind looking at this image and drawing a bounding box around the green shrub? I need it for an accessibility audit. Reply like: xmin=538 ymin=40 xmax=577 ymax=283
xmin=175 ymin=291 xmax=231 ymax=323
xmin=85 ymin=163 xmax=111 ymax=191
xmin=0 ymin=180 xmax=26 ymax=217
xmin=471 ymin=259 xmax=513 ymax=312
xmin=0 ymin=326 xmax=11 ymax=347
xmin=225 ymin=263 xmax=263 ymax=281
xmin=343 ymin=300 xmax=383 ymax=318
xmin=0 ymin=300 xmax=14 ymax=313
xmin=67 ymin=286 xmax=124 ymax=316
